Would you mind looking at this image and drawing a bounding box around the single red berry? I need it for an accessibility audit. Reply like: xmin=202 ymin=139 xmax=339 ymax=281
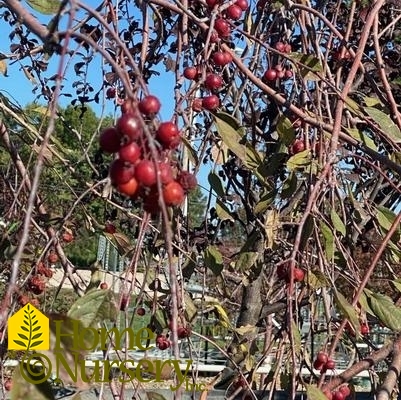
xmin=332 ymin=391 xmax=345 ymax=400
xmin=109 ymin=158 xmax=135 ymax=185
xmin=158 ymin=162 xmax=174 ymax=185
xmin=205 ymin=73 xmax=223 ymax=91
xmin=48 ymin=252 xmax=58 ymax=264
xmin=212 ymin=51 xmax=232 ymax=66
xmin=235 ymin=0 xmax=249 ymax=10
xmin=360 ymin=323 xmax=370 ymax=335
xmin=117 ymin=177 xmax=139 ymax=197
xmin=118 ymin=142 xmax=141 ymax=164
xmin=106 ymin=87 xmax=116 ymax=99
xmin=163 ymin=181 xmax=185 ymax=206
xmin=62 ymin=232 xmax=74 ymax=243
xmin=100 ymin=282 xmax=108 ymax=290
xmin=325 ymin=359 xmax=336 ymax=370
xmin=214 ymin=18 xmax=231 ymax=38
xmin=202 ymin=95 xmax=220 ymax=111
xmin=99 ymin=127 xmax=122 ymax=154
xmin=177 ymin=171 xmax=197 ymax=192
xmin=284 ymin=43 xmax=292 ymax=53
xmin=293 ymin=268 xmax=305 ymax=282
xmin=226 ymin=4 xmax=243 ymax=20
xmin=290 ymin=139 xmax=305 ymax=154
xmin=136 ymin=307 xmax=146 ymax=316
xmin=177 ymin=326 xmax=192 ymax=339
xmin=339 ymin=385 xmax=351 ymax=398
xmin=313 ymin=359 xmax=324 ymax=371
xmin=4 ymin=379 xmax=12 ymax=391
xmin=275 ymin=42 xmax=286 ymax=52
xmin=156 ymin=122 xmax=181 ymax=148
xmin=275 ymin=65 xmax=285 ymax=78
xmin=116 ymin=114 xmax=142 ymax=141
xmin=264 ymin=68 xmax=278 ymax=81
xmin=138 ymin=95 xmax=161 ymax=116
xmin=183 ymin=66 xmax=198 ymax=80
xmin=284 ymin=69 xmax=293 ymax=79
xmin=192 ymin=98 xmax=203 ymax=112
xmin=135 ymin=160 xmax=157 ymax=187
xmin=120 ymin=99 xmax=136 ymax=115
xmin=316 ymin=351 xmax=328 ymax=364
xmin=206 ymin=0 xmax=219 ymax=7
xmin=104 ymin=223 xmax=116 ymax=234
xmin=157 ymin=339 xmax=171 ymax=350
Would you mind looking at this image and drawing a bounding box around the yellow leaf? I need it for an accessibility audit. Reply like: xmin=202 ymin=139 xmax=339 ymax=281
xmin=0 ymin=59 xmax=7 ymax=76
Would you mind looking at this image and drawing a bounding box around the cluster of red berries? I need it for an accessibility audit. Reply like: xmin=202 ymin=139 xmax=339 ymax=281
xmin=313 ymin=351 xmax=336 ymax=373
xmin=156 ymin=322 xmax=192 ymax=350
xmin=324 ymin=385 xmax=351 ymax=400
xmin=277 ymin=263 xmax=305 ymax=283
xmin=156 ymin=333 xmax=171 ymax=350
xmin=263 ymin=42 xmax=293 ymax=82
xmin=99 ymin=96 xmax=197 ymax=213
xmin=36 ymin=261 xmax=53 ymax=278
xmin=27 ymin=275 xmax=46 ymax=295
xmin=183 ymin=0 xmax=249 ymax=112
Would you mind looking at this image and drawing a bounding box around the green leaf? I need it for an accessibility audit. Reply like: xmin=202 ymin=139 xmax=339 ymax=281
xmin=306 ymin=385 xmax=329 ymax=400
xmin=26 ymin=0 xmax=61 ymax=14
xmin=291 ymin=320 xmax=301 ymax=356
xmin=307 ymin=270 xmax=330 ymax=289
xmin=366 ymin=291 xmax=401 ymax=331
xmin=254 ymin=190 xmax=276 ymax=214
xmin=330 ymin=209 xmax=346 ymax=236
xmin=204 ymin=245 xmax=224 ymax=275
xmin=364 ymin=107 xmax=401 ymax=143
xmin=214 ymin=115 xmax=262 ymax=169
xmin=334 ymin=291 xmax=360 ymax=336
xmin=392 ymin=279 xmax=401 ymax=293
xmin=147 ymin=392 xmax=168 ymax=400
xmin=68 ymin=288 xmax=117 ymax=328
xmin=208 ymin=172 xmax=225 ymax=197
xmin=277 ymin=115 xmax=296 ymax=146
xmin=363 ymin=96 xmax=382 ymax=107
xmin=216 ymin=199 xmax=234 ymax=221
xmin=183 ymin=291 xmax=198 ymax=322
xmin=235 ymin=252 xmax=258 ymax=271
xmin=345 ymin=128 xmax=377 ymax=151
xmin=289 ymin=53 xmax=323 ymax=81
xmin=319 ymin=220 xmax=334 ymax=260
xmin=299 ymin=215 xmax=314 ymax=251
xmin=215 ymin=111 xmax=242 ymax=131
xmin=281 ymin=172 xmax=298 ymax=199
xmin=376 ymin=206 xmax=397 ymax=231
xmin=286 ymin=149 xmax=311 ymax=171
xmin=359 ymin=290 xmax=375 ymax=316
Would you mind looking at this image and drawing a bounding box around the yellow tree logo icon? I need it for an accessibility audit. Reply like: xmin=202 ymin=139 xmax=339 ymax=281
xmin=8 ymin=303 xmax=49 ymax=351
